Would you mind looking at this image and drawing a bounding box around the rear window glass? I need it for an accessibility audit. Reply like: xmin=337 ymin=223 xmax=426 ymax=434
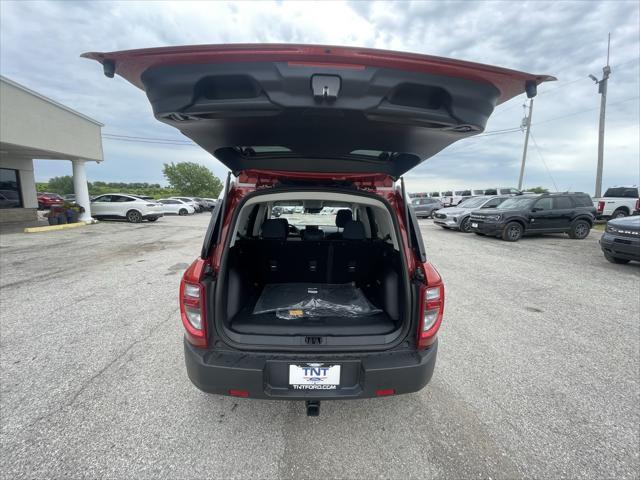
xmin=484 ymin=189 xmax=498 ymax=195
xmin=603 ymin=187 xmax=638 ymax=198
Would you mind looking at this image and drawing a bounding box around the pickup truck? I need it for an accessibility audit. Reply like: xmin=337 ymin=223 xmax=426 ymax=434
xmin=594 ymin=186 xmax=639 ymax=219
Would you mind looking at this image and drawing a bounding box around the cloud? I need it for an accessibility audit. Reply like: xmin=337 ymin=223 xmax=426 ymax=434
xmin=2 ymin=0 xmax=639 ymax=194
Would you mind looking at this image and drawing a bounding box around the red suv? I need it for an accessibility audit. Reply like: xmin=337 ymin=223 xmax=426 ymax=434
xmin=37 ymin=192 xmax=64 ymax=209
xmin=85 ymin=44 xmax=552 ymax=415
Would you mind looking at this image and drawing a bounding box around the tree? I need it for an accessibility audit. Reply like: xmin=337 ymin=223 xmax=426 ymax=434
xmin=162 ymin=162 xmax=223 ymax=197
xmin=524 ymin=186 xmax=549 ymax=193
xmin=47 ymin=175 xmax=75 ymax=194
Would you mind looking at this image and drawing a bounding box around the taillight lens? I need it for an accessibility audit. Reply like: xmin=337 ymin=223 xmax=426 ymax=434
xmin=635 ymin=199 xmax=639 ymax=212
xmin=180 ymin=259 xmax=208 ymax=348
xmin=417 ymin=263 xmax=445 ymax=349
xmin=597 ymin=201 xmax=605 ymax=213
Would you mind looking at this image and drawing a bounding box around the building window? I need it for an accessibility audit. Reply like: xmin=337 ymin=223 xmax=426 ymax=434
xmin=0 ymin=168 xmax=23 ymax=209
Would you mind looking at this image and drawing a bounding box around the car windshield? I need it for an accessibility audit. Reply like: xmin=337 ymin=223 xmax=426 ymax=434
xmin=498 ymin=197 xmax=537 ymax=209
xmin=458 ymin=197 xmax=487 ymax=208
xmin=271 ymin=203 xmax=351 ymax=227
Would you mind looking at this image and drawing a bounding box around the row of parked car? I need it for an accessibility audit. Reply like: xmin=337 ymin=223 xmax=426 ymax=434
xmin=37 ymin=192 xmax=217 ymax=223
xmin=413 ymin=191 xmax=640 ymax=264
xmin=410 ymin=187 xmax=522 ymax=207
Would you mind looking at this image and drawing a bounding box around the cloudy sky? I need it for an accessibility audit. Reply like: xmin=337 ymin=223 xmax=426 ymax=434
xmin=1 ymin=0 xmax=638 ymax=194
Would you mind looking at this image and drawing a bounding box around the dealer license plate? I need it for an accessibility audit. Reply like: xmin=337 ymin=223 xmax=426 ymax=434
xmin=289 ymin=364 xmax=341 ymax=390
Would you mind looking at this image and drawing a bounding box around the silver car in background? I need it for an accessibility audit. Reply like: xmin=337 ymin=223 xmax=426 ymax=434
xmin=433 ymin=195 xmax=507 ymax=232
xmin=411 ymin=197 xmax=443 ymax=218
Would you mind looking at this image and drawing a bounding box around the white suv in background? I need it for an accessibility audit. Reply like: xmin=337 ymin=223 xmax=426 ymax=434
xmin=157 ymin=198 xmax=196 ymax=215
xmin=90 ymin=194 xmax=164 ymax=223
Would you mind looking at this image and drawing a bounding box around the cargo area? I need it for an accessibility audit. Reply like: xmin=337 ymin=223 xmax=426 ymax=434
xmin=214 ymin=190 xmax=410 ymax=346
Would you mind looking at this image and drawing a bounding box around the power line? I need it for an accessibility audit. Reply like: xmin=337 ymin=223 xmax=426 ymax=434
xmin=529 ymin=131 xmax=559 ymax=192
xmin=532 ymin=95 xmax=639 ymax=127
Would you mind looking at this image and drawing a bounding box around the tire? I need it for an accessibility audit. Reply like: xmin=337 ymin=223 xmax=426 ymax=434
xmin=612 ymin=209 xmax=628 ymax=219
xmin=126 ymin=210 xmax=142 ymax=223
xmin=569 ymin=219 xmax=590 ymax=239
xmin=147 ymin=217 xmax=159 ymax=222
xmin=178 ymin=208 xmax=188 ymax=216
xmin=460 ymin=217 xmax=472 ymax=233
xmin=501 ymin=221 xmax=523 ymax=242
xmin=604 ymin=254 xmax=630 ymax=264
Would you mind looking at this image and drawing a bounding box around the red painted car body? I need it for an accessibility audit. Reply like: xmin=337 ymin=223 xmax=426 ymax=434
xmin=37 ymin=193 xmax=64 ymax=209
xmin=85 ymin=44 xmax=553 ymax=407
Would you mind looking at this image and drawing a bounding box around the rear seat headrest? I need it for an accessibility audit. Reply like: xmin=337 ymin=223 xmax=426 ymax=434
xmin=302 ymin=226 xmax=324 ymax=241
xmin=261 ymin=218 xmax=288 ymax=239
xmin=335 ymin=209 xmax=353 ymax=228
xmin=342 ymin=220 xmax=365 ymax=240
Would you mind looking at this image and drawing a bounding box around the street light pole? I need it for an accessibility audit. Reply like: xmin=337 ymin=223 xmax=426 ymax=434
xmin=593 ymin=33 xmax=611 ymax=198
xmin=518 ymin=98 xmax=534 ymax=190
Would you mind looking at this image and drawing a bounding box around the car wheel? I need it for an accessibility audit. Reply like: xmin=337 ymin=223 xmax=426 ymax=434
xmin=460 ymin=217 xmax=472 ymax=233
xmin=569 ymin=219 xmax=590 ymax=239
xmin=126 ymin=210 xmax=142 ymax=223
xmin=612 ymin=209 xmax=628 ymax=219
xmin=179 ymin=208 xmax=188 ymax=216
xmin=147 ymin=217 xmax=159 ymax=222
xmin=502 ymin=222 xmax=523 ymax=241
xmin=604 ymin=253 xmax=630 ymax=264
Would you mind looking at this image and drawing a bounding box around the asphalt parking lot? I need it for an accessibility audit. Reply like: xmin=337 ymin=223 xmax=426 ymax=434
xmin=1 ymin=215 xmax=638 ymax=479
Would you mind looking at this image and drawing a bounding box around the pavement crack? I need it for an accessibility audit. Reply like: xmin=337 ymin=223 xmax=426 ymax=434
xmin=23 ymin=306 xmax=179 ymax=430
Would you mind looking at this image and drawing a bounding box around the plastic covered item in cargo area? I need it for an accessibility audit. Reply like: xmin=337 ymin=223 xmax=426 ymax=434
xmin=253 ymin=283 xmax=382 ymax=320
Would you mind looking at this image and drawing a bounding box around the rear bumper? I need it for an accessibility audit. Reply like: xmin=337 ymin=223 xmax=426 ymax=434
xmin=600 ymin=233 xmax=640 ymax=260
xmin=184 ymin=339 xmax=438 ymax=400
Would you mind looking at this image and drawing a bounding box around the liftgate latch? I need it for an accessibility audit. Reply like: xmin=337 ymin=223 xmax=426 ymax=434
xmin=311 ymin=75 xmax=341 ymax=102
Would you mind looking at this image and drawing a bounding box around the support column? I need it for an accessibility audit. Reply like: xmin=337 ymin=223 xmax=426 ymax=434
xmin=72 ymin=159 xmax=93 ymax=222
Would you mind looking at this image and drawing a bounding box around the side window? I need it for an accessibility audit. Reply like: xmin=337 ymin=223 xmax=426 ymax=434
xmin=554 ymin=196 xmax=573 ymax=209
xmin=573 ymin=195 xmax=593 ymax=207
xmin=94 ymin=195 xmax=111 ymax=202
xmin=624 ymin=188 xmax=639 ymax=198
xmin=485 ymin=189 xmax=497 ymax=195
xmin=533 ymin=198 xmax=553 ymax=210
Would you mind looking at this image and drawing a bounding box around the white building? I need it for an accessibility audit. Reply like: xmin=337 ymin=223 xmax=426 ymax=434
xmin=0 ymin=75 xmax=103 ymax=224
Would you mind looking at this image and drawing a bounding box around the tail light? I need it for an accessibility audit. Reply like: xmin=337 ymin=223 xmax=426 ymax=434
xmin=417 ymin=263 xmax=445 ymax=349
xmin=635 ymin=198 xmax=639 ymax=212
xmin=597 ymin=201 xmax=605 ymax=213
xmin=180 ymin=258 xmax=209 ymax=348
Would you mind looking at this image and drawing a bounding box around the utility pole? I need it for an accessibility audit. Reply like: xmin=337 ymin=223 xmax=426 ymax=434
xmin=591 ymin=33 xmax=611 ymax=198
xmin=518 ymin=98 xmax=534 ymax=190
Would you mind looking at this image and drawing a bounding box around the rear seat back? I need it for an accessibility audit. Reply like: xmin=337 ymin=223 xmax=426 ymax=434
xmin=237 ymin=218 xmax=380 ymax=285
